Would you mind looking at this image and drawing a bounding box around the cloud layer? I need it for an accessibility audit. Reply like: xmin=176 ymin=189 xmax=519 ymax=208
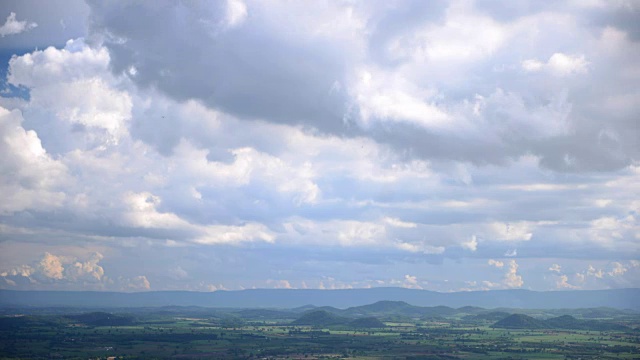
xmin=0 ymin=1 xmax=638 ymax=292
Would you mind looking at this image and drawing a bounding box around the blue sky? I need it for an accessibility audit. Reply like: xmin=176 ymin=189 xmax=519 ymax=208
xmin=0 ymin=0 xmax=638 ymax=292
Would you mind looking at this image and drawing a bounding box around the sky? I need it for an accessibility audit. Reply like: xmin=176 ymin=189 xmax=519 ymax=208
xmin=0 ymin=0 xmax=638 ymax=293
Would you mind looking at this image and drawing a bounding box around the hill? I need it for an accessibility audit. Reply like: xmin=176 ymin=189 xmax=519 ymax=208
xmin=493 ymin=314 xmax=546 ymax=329
xmin=291 ymin=310 xmax=349 ymax=326
xmin=493 ymin=314 xmax=630 ymax=331
xmin=469 ymin=311 xmax=511 ymax=321
xmin=344 ymin=301 xmax=457 ymax=318
xmin=544 ymin=315 xmax=628 ymax=331
xmin=348 ymin=317 xmax=386 ymax=328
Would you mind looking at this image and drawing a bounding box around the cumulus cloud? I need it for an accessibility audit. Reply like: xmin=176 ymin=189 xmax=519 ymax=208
xmin=8 ymin=40 xmax=131 ymax=146
xmin=267 ymin=279 xmax=293 ymax=289
xmin=39 ymin=252 xmax=65 ymax=280
xmin=0 ymin=252 xmax=153 ymax=291
xmin=0 ymin=106 xmax=67 ymax=214
xmin=488 ymin=259 xmax=523 ymax=288
xmin=522 ymin=53 xmax=589 ymax=76
xmin=121 ymin=275 xmax=151 ymax=291
xmin=0 ymin=1 xmax=639 ymax=292
xmin=66 ymin=253 xmax=105 ymax=282
xmin=0 ymin=12 xmax=37 ymax=37
xmin=556 ymin=274 xmax=578 ymax=289
xmin=401 ymin=274 xmax=423 ymax=289
xmin=608 ymin=262 xmax=628 ymax=277
xmin=169 ymin=266 xmax=188 ymax=280
xmin=503 ymin=260 xmax=524 ymax=288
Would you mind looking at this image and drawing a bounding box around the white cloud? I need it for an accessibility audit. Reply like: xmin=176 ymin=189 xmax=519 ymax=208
xmin=556 ymin=274 xmax=578 ymax=289
xmin=402 ymin=274 xmax=422 ymax=289
xmin=487 ymin=259 xmax=523 ymax=288
xmin=0 ymin=1 xmax=639 ymax=292
xmin=0 ymin=12 xmax=37 ymax=37
xmin=0 ymin=264 xmax=35 ymax=278
xmin=226 ymin=0 xmax=248 ymax=27
xmin=504 ymin=249 xmax=518 ymax=257
xmin=389 ymin=4 xmax=509 ymax=64
xmin=503 ymin=260 xmax=523 ymax=288
xmin=352 ymin=68 xmax=452 ymax=131
xmin=549 ymin=264 xmax=561 ymax=273
xmin=1 ymin=252 xmax=109 ymax=288
xmin=461 ymin=235 xmax=478 ymax=251
xmin=0 ymin=107 xmax=67 ymax=214
xmin=587 ymin=265 xmax=604 ymax=279
xmin=197 ymin=223 xmax=275 ymax=245
xmin=522 ymin=53 xmax=589 ymax=76
xmin=8 ymin=40 xmax=131 ymax=144
xmin=121 ymin=275 xmax=151 ymax=291
xmin=267 ymin=279 xmax=293 ymax=289
xmin=608 ymin=261 xmax=628 ymax=277
xmin=395 ymin=242 xmax=445 ymax=254
xmin=172 ymin=142 xmax=320 ymax=205
xmin=8 ymin=40 xmax=110 ymax=86
xmin=66 ymin=252 xmax=105 ymax=282
xmin=122 ymin=191 xmax=190 ymax=229
xmin=384 ymin=217 xmax=417 ymax=228
xmin=488 ymin=221 xmax=533 ymax=241
xmin=169 ymin=266 xmax=189 ymax=280
xmin=488 ymin=259 xmax=504 ymax=268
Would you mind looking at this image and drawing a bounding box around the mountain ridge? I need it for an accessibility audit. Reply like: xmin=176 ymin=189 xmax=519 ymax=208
xmin=1 ymin=288 xmax=638 ymax=310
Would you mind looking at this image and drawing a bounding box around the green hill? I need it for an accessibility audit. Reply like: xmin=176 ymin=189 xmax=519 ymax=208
xmin=234 ymin=309 xmax=296 ymax=320
xmin=493 ymin=314 xmax=630 ymax=331
xmin=492 ymin=314 xmax=546 ymax=329
xmin=348 ymin=300 xmax=415 ymax=314
xmin=545 ymin=315 xmax=628 ymax=331
xmin=470 ymin=311 xmax=511 ymax=321
xmin=344 ymin=301 xmax=456 ymax=317
xmin=348 ymin=317 xmax=386 ymax=328
xmin=291 ymin=310 xmax=349 ymax=326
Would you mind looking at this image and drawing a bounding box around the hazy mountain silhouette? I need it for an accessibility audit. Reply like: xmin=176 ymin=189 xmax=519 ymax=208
xmin=492 ymin=313 xmax=629 ymax=331
xmin=1 ymin=288 xmax=638 ymax=310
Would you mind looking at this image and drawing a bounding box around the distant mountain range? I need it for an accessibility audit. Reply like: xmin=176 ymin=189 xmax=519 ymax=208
xmin=0 ymin=287 xmax=638 ymax=310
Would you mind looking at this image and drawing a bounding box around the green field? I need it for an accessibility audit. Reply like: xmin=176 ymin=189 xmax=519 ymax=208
xmin=1 ymin=305 xmax=638 ymax=359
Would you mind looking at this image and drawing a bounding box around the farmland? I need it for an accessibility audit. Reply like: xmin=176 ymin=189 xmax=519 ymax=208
xmin=1 ymin=302 xmax=638 ymax=359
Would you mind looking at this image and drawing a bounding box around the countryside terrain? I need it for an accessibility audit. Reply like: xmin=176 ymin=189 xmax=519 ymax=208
xmin=1 ymin=298 xmax=639 ymax=359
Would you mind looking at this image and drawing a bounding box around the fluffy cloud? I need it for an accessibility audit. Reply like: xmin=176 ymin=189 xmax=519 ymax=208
xmin=267 ymin=279 xmax=293 ymax=289
xmin=121 ymin=275 xmax=151 ymax=291
xmin=0 ymin=12 xmax=37 ymax=37
xmin=488 ymin=259 xmax=504 ymax=268
xmin=0 ymin=251 xmax=153 ymax=291
xmin=0 ymin=106 xmax=67 ymax=214
xmin=461 ymin=235 xmax=478 ymax=251
xmin=549 ymin=264 xmax=561 ymax=273
xmin=487 ymin=259 xmax=523 ymax=288
xmin=66 ymin=252 xmax=105 ymax=282
xmin=503 ymin=260 xmax=524 ymax=288
xmin=522 ymin=53 xmax=589 ymax=76
xmin=0 ymin=1 xmax=639 ymax=292
xmin=39 ymin=252 xmax=65 ymax=280
xmin=556 ymin=275 xmax=578 ymax=289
